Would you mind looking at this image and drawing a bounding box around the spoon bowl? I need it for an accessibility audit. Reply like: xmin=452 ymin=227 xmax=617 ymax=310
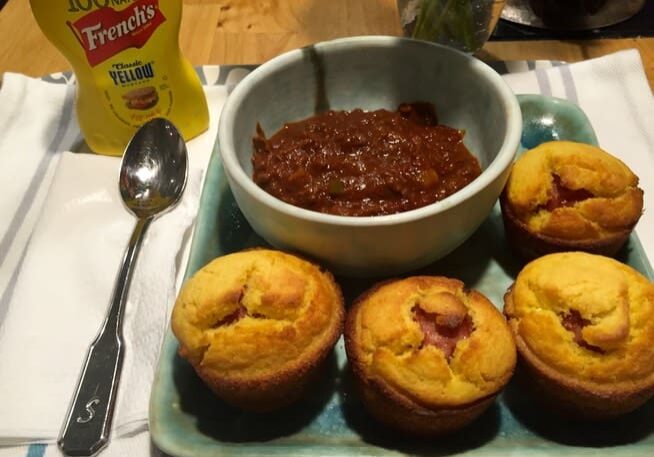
xmin=120 ymin=118 xmax=188 ymax=219
xmin=59 ymin=118 xmax=188 ymax=456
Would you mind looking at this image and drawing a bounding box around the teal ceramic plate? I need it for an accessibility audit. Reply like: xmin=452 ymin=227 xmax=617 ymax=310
xmin=516 ymin=94 xmax=599 ymax=152
xmin=150 ymin=95 xmax=654 ymax=456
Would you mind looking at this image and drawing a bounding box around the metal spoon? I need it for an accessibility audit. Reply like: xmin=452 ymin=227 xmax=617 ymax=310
xmin=58 ymin=118 xmax=188 ymax=456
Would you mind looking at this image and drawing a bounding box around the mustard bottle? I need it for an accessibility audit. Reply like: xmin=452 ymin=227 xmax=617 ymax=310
xmin=30 ymin=0 xmax=209 ymax=156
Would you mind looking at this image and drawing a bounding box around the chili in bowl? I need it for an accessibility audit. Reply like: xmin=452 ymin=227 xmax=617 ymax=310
xmin=218 ymin=36 xmax=521 ymax=277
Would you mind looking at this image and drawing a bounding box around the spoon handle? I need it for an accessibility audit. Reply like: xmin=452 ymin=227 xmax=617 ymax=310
xmin=58 ymin=217 xmax=152 ymax=456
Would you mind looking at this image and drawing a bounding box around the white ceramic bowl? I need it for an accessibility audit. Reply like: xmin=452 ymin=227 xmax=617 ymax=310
xmin=218 ymin=36 xmax=521 ymax=277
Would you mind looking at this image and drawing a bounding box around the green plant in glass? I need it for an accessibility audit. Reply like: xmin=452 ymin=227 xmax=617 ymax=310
xmin=398 ymin=0 xmax=504 ymax=53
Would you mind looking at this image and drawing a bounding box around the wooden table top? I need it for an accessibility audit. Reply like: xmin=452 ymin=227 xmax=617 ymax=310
xmin=1 ymin=0 xmax=653 ymax=89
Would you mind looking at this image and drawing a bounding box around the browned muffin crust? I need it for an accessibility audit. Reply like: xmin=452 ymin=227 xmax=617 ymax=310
xmin=172 ymin=248 xmax=345 ymax=411
xmin=355 ymin=375 xmax=496 ymax=436
xmin=345 ymin=276 xmax=516 ymax=435
xmin=501 ymin=141 xmax=643 ymax=260
xmin=500 ymin=190 xmax=633 ymax=260
xmin=504 ymin=252 xmax=654 ymax=419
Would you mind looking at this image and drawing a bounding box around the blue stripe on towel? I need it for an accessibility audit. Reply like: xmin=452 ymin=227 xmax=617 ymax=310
xmin=535 ymin=67 xmax=552 ymax=96
xmin=0 ymin=234 xmax=30 ymax=326
xmin=559 ymin=64 xmax=579 ymax=104
xmin=0 ymin=83 xmax=75 ymax=271
xmin=26 ymin=444 xmax=46 ymax=457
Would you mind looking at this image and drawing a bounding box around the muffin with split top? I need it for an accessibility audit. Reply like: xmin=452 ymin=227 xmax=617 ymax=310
xmin=500 ymin=141 xmax=643 ymax=260
xmin=345 ymin=276 xmax=516 ymax=436
xmin=172 ymin=248 xmax=345 ymax=411
xmin=504 ymin=251 xmax=654 ymax=419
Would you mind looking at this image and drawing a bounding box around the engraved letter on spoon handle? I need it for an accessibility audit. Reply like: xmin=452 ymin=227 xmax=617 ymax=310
xmin=58 ymin=217 xmax=152 ymax=456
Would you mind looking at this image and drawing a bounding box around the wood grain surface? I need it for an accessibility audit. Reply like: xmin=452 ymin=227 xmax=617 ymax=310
xmin=1 ymin=0 xmax=653 ymax=89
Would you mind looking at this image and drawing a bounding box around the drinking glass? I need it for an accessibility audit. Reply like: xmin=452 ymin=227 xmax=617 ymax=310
xmin=398 ymin=0 xmax=506 ymax=53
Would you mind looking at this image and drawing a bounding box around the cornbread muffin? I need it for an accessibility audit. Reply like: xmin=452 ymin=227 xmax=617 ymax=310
xmin=345 ymin=276 xmax=516 ymax=436
xmin=171 ymin=249 xmax=344 ymax=411
xmin=500 ymin=141 xmax=643 ymax=260
xmin=504 ymin=252 xmax=654 ymax=419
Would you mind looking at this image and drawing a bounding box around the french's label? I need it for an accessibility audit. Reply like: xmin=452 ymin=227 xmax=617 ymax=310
xmin=67 ymin=0 xmax=165 ymax=66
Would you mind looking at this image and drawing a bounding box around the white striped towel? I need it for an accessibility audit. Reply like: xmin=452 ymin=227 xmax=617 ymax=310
xmin=0 ymin=68 xmax=241 ymax=448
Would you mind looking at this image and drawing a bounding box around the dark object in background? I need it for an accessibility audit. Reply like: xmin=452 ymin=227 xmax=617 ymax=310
xmin=492 ymin=0 xmax=653 ymax=40
xmin=529 ymin=0 xmax=608 ymax=27
xmin=501 ymin=0 xmax=645 ymax=30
